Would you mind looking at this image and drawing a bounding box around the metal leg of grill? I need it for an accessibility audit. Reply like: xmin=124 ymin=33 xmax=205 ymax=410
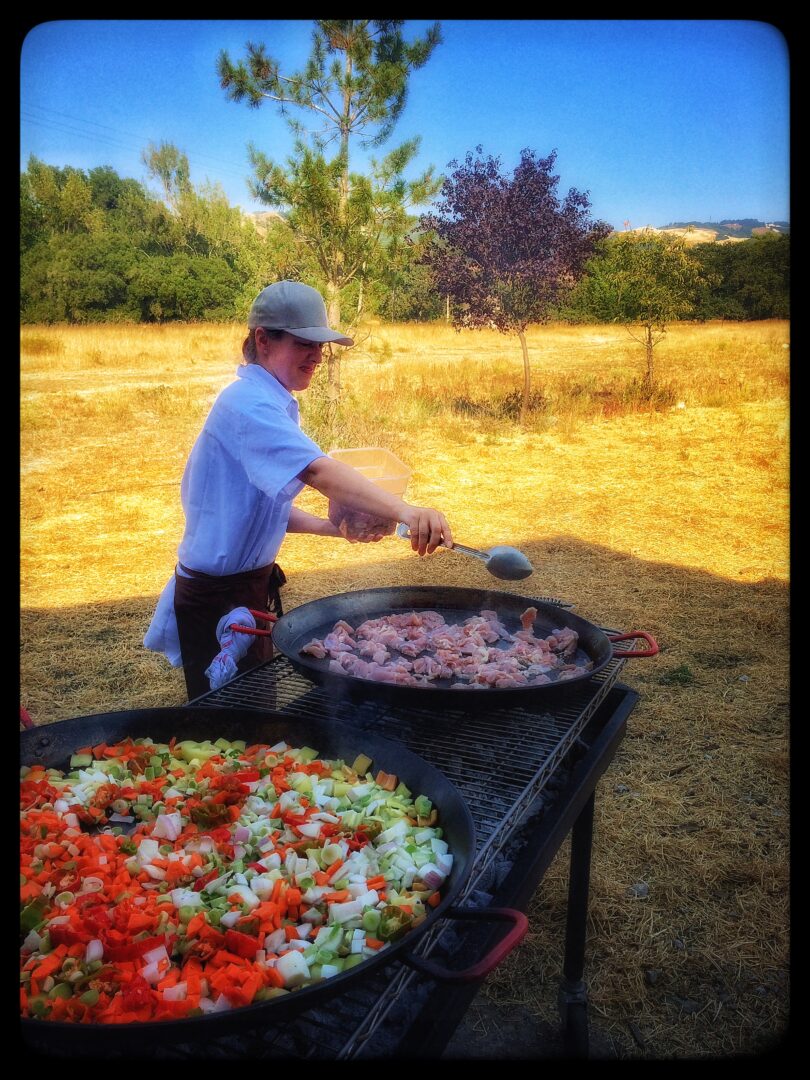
xmin=558 ymin=790 xmax=595 ymax=1058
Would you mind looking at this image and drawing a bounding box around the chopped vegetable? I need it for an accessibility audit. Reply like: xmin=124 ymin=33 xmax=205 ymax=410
xmin=20 ymin=735 xmax=451 ymax=1024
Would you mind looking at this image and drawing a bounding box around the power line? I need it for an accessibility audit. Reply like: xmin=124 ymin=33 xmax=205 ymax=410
xmin=21 ymin=105 xmax=254 ymax=187
xmin=23 ymin=103 xmax=254 ymax=174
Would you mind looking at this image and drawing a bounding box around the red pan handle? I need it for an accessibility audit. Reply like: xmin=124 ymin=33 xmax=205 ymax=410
xmin=229 ymin=609 xmax=278 ymax=638
xmin=400 ymin=906 xmax=529 ymax=982
xmin=607 ymin=631 xmax=659 ymax=658
xmin=20 ymin=706 xmax=34 ymax=730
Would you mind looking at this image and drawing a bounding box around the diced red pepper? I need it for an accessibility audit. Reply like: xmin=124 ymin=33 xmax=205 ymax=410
xmin=192 ymin=867 xmax=221 ymax=892
xmin=104 ymin=935 xmax=165 ymax=963
xmin=223 ymin=929 xmax=260 ymax=958
xmin=48 ymin=924 xmax=90 ymax=948
xmin=120 ymin=974 xmax=154 ymax=1009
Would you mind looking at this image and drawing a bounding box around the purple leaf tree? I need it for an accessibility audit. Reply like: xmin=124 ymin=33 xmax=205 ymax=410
xmin=421 ymin=146 xmax=612 ymax=424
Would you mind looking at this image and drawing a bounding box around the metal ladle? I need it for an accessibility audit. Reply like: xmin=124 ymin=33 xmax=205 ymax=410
xmin=396 ymin=523 xmax=534 ymax=581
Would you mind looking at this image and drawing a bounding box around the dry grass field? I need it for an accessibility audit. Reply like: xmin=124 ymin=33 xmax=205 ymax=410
xmin=20 ymin=318 xmax=790 ymax=1059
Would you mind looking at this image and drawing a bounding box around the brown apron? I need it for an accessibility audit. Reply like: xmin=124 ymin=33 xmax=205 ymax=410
xmin=173 ymin=562 xmax=287 ymax=701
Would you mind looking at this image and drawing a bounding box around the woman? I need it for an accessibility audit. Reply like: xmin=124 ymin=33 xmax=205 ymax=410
xmin=144 ymin=280 xmax=453 ymax=699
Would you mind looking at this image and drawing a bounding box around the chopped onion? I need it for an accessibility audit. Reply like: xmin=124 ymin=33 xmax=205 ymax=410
xmin=295 ymin=822 xmax=322 ymax=839
xmin=418 ymin=863 xmax=446 ymax=890
xmin=53 ymin=799 xmax=69 ymax=813
xmin=170 ymin=888 xmax=202 ymax=909
xmin=142 ymin=944 xmax=169 ymax=966
xmin=152 ymin=812 xmax=182 ymax=841
xmin=140 ymin=961 xmax=162 ymax=985
xmin=233 ymin=825 xmax=251 ymax=844
xmin=85 ymin=939 xmax=104 ymax=964
xmin=218 ymin=910 xmax=242 ymax=929
xmin=162 ymin=982 xmax=187 ymax=1001
xmin=137 ymin=838 xmax=160 ymax=866
xmin=436 ymin=852 xmax=454 ymax=875
xmin=264 ymin=928 xmax=286 ymax=953
xmin=21 ymin=930 xmax=42 ymax=954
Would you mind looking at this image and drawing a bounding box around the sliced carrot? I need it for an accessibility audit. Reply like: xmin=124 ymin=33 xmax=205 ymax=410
xmin=185 ymin=913 xmax=206 ymax=938
xmin=326 ymin=859 xmax=345 ymax=882
xmin=264 ymin=966 xmax=285 ymax=988
xmin=240 ymin=973 xmax=262 ymax=1004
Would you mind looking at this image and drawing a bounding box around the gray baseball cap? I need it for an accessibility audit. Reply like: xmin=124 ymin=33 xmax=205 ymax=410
xmin=247 ymin=280 xmax=354 ymax=346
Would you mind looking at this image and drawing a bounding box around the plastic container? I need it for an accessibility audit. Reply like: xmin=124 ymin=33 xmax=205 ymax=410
xmin=327 ymin=447 xmax=411 ymax=497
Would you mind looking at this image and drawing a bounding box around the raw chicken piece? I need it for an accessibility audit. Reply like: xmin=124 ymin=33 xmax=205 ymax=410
xmin=300 ymin=607 xmax=588 ymax=690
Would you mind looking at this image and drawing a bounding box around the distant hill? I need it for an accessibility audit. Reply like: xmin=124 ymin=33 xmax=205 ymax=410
xmin=661 ymin=218 xmax=789 ymax=243
xmin=663 ymin=218 xmax=789 ymax=238
xmin=242 ymin=210 xmax=287 ymax=236
xmin=618 ymin=219 xmax=789 ymax=245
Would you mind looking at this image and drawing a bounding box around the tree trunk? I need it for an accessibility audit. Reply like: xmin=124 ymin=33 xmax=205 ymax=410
xmin=326 ymin=282 xmax=342 ymax=417
xmin=446 ymin=295 xmax=450 ymax=323
xmin=645 ymin=324 xmax=655 ymax=385
xmin=518 ymin=329 xmax=531 ymax=426
xmin=324 ymin=51 xmax=353 ymax=408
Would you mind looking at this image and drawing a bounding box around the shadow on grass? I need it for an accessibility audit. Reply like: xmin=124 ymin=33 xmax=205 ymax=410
xmin=20 ymin=535 xmax=789 ymax=730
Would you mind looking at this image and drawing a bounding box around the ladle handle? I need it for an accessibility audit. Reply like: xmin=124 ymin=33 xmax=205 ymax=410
xmin=447 ymin=541 xmax=490 ymax=561
xmin=396 ymin=523 xmax=488 ymax=561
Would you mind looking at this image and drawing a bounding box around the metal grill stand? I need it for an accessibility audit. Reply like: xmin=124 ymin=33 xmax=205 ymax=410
xmin=177 ymin=626 xmax=640 ymax=1059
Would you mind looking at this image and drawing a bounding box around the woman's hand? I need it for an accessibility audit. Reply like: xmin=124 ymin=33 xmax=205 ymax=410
xmin=328 ymin=500 xmax=396 ymax=543
xmin=399 ymin=506 xmax=453 ymax=556
xmin=339 ymin=511 xmax=396 ymax=544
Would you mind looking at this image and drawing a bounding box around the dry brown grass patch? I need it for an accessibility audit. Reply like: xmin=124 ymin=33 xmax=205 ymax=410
xmin=20 ymin=319 xmax=789 ymax=1058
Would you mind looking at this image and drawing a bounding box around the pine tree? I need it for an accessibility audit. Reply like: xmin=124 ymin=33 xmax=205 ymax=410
xmin=218 ymin=19 xmax=442 ymax=401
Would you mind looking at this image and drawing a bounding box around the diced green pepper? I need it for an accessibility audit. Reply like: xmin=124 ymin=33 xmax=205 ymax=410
xmin=29 ymin=995 xmax=51 ymax=1018
xmin=351 ymin=754 xmax=372 ymax=775
xmin=20 ymin=897 xmax=47 ymax=933
xmin=378 ymin=904 xmax=413 ymax=942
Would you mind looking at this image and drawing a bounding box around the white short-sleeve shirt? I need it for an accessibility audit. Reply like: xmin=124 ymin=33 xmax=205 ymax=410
xmin=144 ymin=363 xmax=324 ymax=664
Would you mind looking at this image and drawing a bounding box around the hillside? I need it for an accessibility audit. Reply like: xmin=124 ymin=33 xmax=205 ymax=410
xmin=618 ymin=218 xmax=789 ymax=245
xmin=241 ymin=210 xmax=287 ymax=235
xmin=663 ymin=218 xmax=789 ymax=238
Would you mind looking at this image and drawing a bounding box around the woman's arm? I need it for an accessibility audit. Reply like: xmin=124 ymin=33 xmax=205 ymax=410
xmin=286 ymin=507 xmax=341 ymax=536
xmin=298 ymin=456 xmax=453 ymax=555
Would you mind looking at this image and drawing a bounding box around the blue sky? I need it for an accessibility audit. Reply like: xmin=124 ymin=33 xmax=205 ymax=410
xmin=20 ymin=19 xmax=790 ymax=230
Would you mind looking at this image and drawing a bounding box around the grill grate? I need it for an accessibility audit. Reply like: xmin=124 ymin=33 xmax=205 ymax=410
xmin=171 ymin=632 xmax=631 ymax=1059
